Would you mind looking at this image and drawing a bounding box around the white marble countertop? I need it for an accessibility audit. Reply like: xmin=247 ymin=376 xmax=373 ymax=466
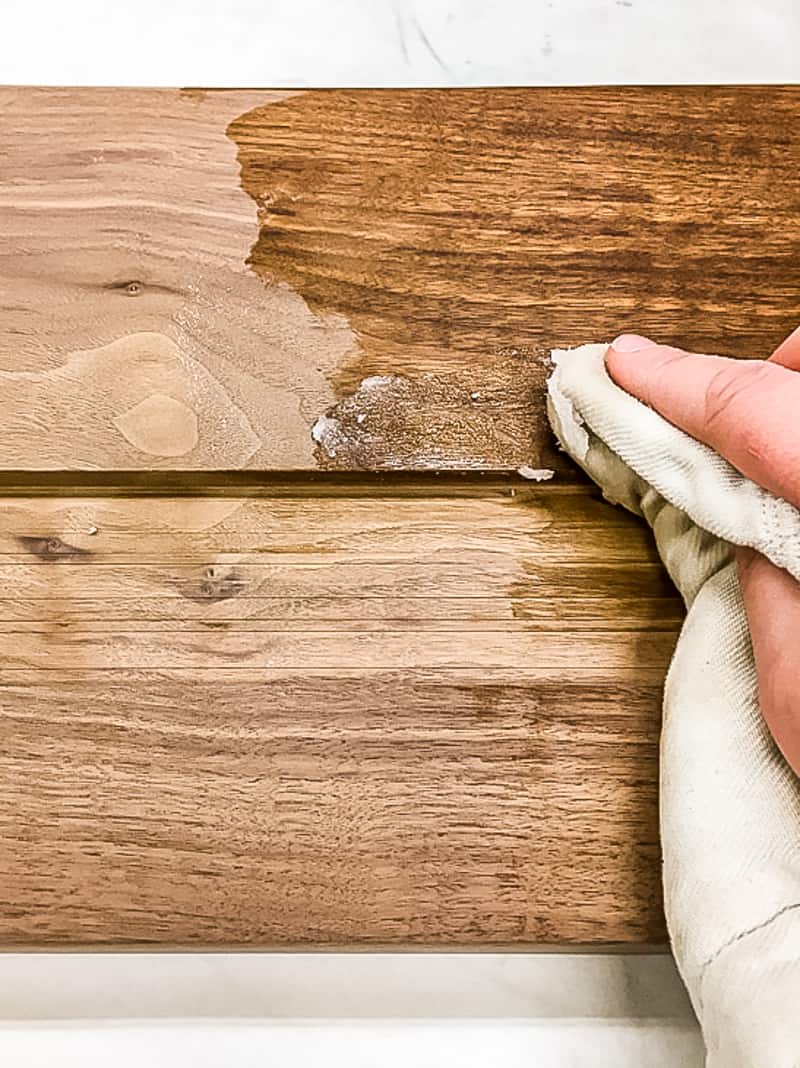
xmin=1 ymin=0 xmax=798 ymax=86
xmin=0 ymin=953 xmax=704 ymax=1066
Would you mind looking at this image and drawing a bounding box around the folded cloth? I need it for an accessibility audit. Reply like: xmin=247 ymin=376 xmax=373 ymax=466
xmin=547 ymin=343 xmax=800 ymax=1068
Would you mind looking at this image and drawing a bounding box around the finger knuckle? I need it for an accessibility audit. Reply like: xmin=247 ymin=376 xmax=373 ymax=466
xmin=704 ymin=362 xmax=774 ymax=456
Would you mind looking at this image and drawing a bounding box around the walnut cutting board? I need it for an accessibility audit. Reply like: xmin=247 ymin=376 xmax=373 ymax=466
xmin=0 ymin=87 xmax=796 ymax=947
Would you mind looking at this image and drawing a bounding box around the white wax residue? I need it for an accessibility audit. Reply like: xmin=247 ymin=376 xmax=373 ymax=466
xmin=516 ymin=466 xmax=555 ymax=481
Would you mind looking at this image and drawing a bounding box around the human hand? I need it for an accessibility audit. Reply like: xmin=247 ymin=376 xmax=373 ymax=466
xmin=547 ymin=334 xmax=800 ymax=1065
xmin=606 ymin=328 xmax=800 ymax=775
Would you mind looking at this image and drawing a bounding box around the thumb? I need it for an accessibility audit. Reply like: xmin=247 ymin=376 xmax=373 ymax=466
xmin=605 ymin=334 xmax=800 ymax=509
xmin=606 ymin=333 xmax=800 ymax=774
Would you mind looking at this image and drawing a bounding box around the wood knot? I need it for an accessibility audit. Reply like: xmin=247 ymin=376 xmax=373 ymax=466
xmin=16 ymin=535 xmax=92 ymax=562
xmin=182 ymin=565 xmax=245 ymax=603
xmin=105 ymin=279 xmax=144 ymax=296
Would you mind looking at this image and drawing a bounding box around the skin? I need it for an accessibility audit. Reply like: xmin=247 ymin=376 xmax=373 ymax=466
xmin=606 ymin=329 xmax=800 ymax=775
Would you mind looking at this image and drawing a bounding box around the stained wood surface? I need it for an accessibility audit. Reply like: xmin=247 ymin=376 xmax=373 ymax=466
xmin=2 ymin=86 xmax=794 ymax=947
xmin=1 ymin=87 xmax=798 ymax=472
xmin=0 ymin=483 xmax=680 ymax=946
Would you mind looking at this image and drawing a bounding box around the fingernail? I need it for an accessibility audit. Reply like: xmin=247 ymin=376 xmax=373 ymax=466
xmin=611 ymin=333 xmax=657 ymax=353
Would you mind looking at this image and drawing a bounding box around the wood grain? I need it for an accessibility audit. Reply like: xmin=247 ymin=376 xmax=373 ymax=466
xmin=4 ymin=85 xmax=785 ymax=946
xmin=2 ymin=87 xmax=798 ymax=471
xmin=0 ymin=485 xmax=680 ymax=946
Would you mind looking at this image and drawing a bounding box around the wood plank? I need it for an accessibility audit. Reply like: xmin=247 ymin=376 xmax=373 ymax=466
xmin=2 ymin=87 xmax=798 ymax=471
xmin=0 ymin=485 xmax=680 ymax=946
xmin=3 ymin=85 xmax=746 ymax=948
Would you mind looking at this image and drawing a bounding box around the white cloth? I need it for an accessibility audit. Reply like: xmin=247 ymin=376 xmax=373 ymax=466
xmin=547 ymin=343 xmax=800 ymax=1067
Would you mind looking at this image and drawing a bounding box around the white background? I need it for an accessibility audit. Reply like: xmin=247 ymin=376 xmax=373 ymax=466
xmin=2 ymin=0 xmax=799 ymax=86
xmin=1 ymin=1 xmax=798 ymax=1064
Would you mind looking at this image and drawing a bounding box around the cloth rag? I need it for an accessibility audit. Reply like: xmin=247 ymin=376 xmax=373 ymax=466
xmin=547 ymin=343 xmax=800 ymax=1067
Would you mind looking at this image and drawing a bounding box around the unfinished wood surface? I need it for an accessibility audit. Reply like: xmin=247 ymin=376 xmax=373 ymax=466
xmin=0 ymin=483 xmax=681 ymax=946
xmin=2 ymin=86 xmax=798 ymax=471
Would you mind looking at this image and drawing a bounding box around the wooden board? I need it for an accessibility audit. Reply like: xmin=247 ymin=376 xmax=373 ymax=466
xmin=0 ymin=482 xmax=680 ymax=946
xmin=2 ymin=86 xmax=796 ymax=946
xmin=1 ymin=87 xmax=798 ymax=472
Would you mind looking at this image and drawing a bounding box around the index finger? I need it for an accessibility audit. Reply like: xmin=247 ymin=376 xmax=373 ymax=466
xmin=605 ymin=334 xmax=800 ymax=509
